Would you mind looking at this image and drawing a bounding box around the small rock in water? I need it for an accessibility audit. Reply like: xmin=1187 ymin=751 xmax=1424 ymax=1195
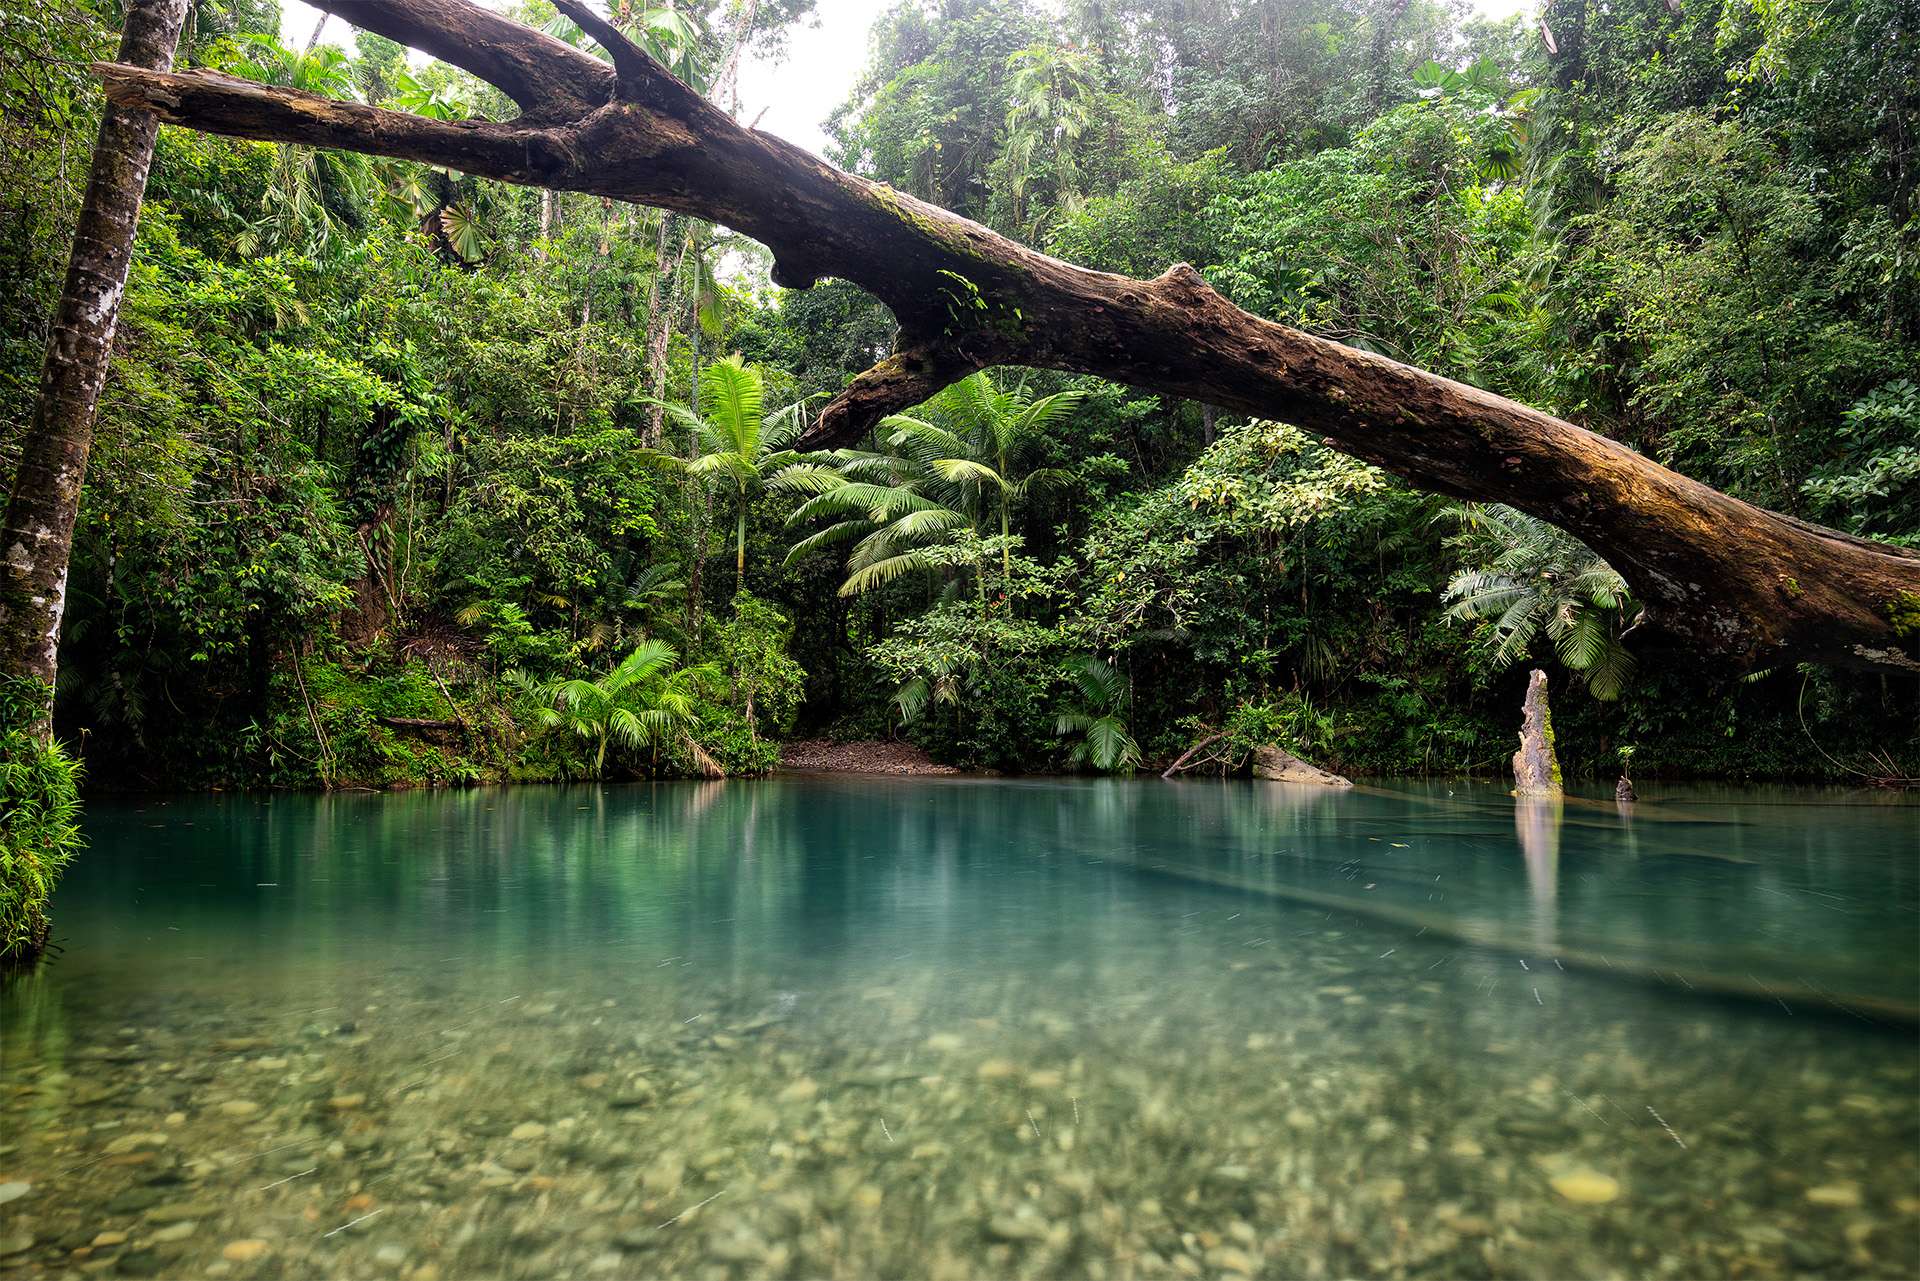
xmin=147 ymin=1198 xmax=224 ymax=1224
xmin=152 ymin=1222 xmax=197 ymax=1243
xmin=509 ymin=1122 xmax=547 ymax=1141
xmin=642 ymin=1153 xmax=684 ymax=1196
xmin=221 ymin=1240 xmax=269 ymax=1263
xmin=93 ymin=1232 xmax=130 ymax=1248
xmin=105 ymin=1131 xmax=169 ymax=1154
xmin=0 ymin=1182 xmax=27 ymax=1206
xmin=1449 ymin=1138 xmax=1485 ymax=1159
xmin=218 ymin=1100 xmax=262 ymax=1119
xmin=1806 ymin=1183 xmax=1863 ymax=1208
xmin=328 ymin=1094 xmax=366 ymax=1111
xmin=374 ymin=1243 xmax=408 ymax=1268
xmin=1549 ymin=1171 xmax=1620 ymax=1204
xmin=976 ymin=1059 xmax=1017 ymax=1081
xmin=1204 ymin=1246 xmax=1256 ymax=1275
xmin=0 ymin=1235 xmax=32 ymax=1258
xmin=986 ymin=1212 xmax=1050 ymax=1242
xmin=778 ymin=1078 xmax=818 ymax=1103
xmin=924 ymin=1033 xmax=963 ymax=1053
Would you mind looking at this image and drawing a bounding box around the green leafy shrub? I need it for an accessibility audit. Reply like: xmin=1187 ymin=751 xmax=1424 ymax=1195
xmin=1 ymin=679 xmax=84 ymax=967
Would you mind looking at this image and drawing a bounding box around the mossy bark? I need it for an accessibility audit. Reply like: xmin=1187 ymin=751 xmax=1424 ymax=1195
xmin=1512 ymin=669 xmax=1563 ymax=799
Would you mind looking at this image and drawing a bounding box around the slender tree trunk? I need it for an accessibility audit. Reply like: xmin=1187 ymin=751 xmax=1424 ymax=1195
xmin=1 ymin=0 xmax=189 ymax=738
xmin=304 ymin=12 xmax=331 ymax=54
xmin=642 ymin=213 xmax=681 ymax=444
xmin=736 ymin=501 xmax=746 ymax=595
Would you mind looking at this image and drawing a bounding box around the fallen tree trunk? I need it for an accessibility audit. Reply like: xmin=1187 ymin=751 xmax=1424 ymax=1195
xmin=91 ymin=0 xmax=1920 ymax=673
xmin=374 ymin=715 xmax=466 ymax=732
xmin=1161 ymin=730 xmax=1228 ymax=779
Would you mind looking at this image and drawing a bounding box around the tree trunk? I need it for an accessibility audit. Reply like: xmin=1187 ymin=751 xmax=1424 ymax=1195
xmin=1511 ymin=669 xmax=1563 ymax=799
xmin=2 ymin=0 xmax=189 ymax=738
xmin=91 ymin=0 xmax=1920 ymax=673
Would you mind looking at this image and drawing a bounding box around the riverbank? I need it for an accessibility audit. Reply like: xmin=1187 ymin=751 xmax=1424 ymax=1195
xmin=779 ymin=739 xmax=964 ymax=776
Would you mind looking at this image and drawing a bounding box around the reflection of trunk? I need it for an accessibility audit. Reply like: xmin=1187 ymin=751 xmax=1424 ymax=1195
xmin=0 ymin=0 xmax=189 ymax=736
xmin=1514 ymin=795 xmax=1562 ymax=950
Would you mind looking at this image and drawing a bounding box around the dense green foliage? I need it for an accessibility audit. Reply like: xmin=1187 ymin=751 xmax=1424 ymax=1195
xmin=0 ymin=679 xmax=83 ymax=964
xmin=3 ymin=0 xmax=1915 ymax=794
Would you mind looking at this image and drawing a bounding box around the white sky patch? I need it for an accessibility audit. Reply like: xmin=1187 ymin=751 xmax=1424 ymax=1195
xmin=282 ymin=0 xmax=1539 ymax=158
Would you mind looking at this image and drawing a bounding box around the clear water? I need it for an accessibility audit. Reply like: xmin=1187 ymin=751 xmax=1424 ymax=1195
xmin=2 ymin=778 xmax=1916 ymax=1279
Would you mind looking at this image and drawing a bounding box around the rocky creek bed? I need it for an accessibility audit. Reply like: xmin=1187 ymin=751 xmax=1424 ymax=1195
xmin=3 ymin=924 xmax=1915 ymax=1280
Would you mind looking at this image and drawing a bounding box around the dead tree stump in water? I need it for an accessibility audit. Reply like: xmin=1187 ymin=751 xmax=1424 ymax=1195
xmin=1511 ymin=669 xmax=1563 ymax=798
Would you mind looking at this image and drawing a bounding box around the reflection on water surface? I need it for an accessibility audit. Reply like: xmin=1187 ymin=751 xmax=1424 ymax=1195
xmin=2 ymin=778 xmax=1915 ymax=1278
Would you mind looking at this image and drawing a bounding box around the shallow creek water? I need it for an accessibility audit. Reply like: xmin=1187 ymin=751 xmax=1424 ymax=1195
xmin=1 ymin=778 xmax=1915 ymax=1279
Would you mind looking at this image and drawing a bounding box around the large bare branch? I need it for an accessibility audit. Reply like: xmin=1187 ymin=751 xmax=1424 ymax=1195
xmin=92 ymin=0 xmax=1920 ymax=674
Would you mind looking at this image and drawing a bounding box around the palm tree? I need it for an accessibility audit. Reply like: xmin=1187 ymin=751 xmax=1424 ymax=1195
xmin=228 ymin=35 xmax=372 ymax=255
xmin=1439 ymin=504 xmax=1641 ymax=700
xmin=886 ymin=372 xmax=1083 ymax=579
xmin=507 ymin=639 xmax=720 ymax=777
xmin=782 ymin=447 xmax=971 ymax=596
xmin=784 ymin=373 xmax=1083 ymax=598
xmin=1001 ymin=44 xmax=1097 ymax=234
xmin=1055 ymin=655 xmax=1141 ymax=773
xmin=651 ymin=356 xmax=836 ymax=593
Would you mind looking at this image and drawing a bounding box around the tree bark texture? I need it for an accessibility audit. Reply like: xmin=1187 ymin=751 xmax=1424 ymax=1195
xmin=1511 ymin=669 xmax=1564 ymax=798
xmin=90 ymin=0 xmax=1920 ymax=673
xmin=2 ymin=0 xmax=190 ymax=737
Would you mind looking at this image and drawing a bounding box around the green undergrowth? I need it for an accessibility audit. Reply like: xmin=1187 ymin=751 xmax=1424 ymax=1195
xmin=1 ymin=678 xmax=84 ymax=967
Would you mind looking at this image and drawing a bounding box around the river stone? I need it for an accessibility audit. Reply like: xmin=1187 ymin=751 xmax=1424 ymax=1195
xmin=152 ymin=1222 xmax=197 ymax=1243
xmin=0 ymin=1182 xmax=27 ymax=1205
xmin=221 ymin=1240 xmax=269 ymax=1263
xmin=1250 ymin=745 xmax=1352 ymax=787
xmin=986 ymin=1212 xmax=1050 ymax=1242
xmin=0 ymin=1234 xmax=31 ymax=1257
xmin=1550 ymin=1171 xmax=1620 ymax=1204
xmin=218 ymin=1100 xmax=261 ymax=1119
xmin=146 ymin=1198 xmax=223 ymax=1224
xmin=1806 ymin=1183 xmax=1862 ymax=1208
xmin=1205 ymin=1246 xmax=1256 ymax=1274
xmin=115 ymin=1248 xmax=165 ymax=1276
xmin=105 ymin=1132 xmax=168 ymax=1155
xmin=509 ymin=1122 xmax=547 ymax=1141
xmin=105 ymin=1187 xmax=165 ymax=1214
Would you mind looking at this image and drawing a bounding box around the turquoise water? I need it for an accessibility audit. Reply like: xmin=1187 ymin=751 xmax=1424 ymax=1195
xmin=2 ymin=778 xmax=1916 ymax=1278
